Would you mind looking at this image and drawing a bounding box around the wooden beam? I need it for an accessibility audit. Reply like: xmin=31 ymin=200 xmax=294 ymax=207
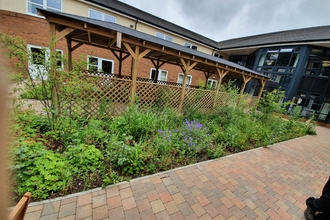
xmin=55 ymin=27 xmax=75 ymax=42
xmin=71 ymin=42 xmax=83 ymax=52
xmin=66 ymin=37 xmax=73 ymax=71
xmin=178 ymin=59 xmax=198 ymax=112
xmin=108 ymin=38 xmax=117 ymax=48
xmin=116 ymin=31 xmax=122 ymax=48
xmin=44 ymin=16 xmax=268 ymax=81
xmin=257 ymin=79 xmax=267 ymax=99
xmin=240 ymin=75 xmax=252 ymax=94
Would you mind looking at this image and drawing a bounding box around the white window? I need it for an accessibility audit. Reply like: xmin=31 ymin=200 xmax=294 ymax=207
xmin=27 ymin=45 xmax=63 ymax=80
xmin=88 ymin=56 xmax=114 ymax=74
xmin=207 ymin=79 xmax=217 ymax=89
xmin=213 ymin=52 xmax=224 ymax=59
xmin=184 ymin=42 xmax=198 ymax=50
xmin=27 ymin=0 xmax=62 ymax=15
xmin=177 ymin=73 xmax=192 ymax=86
xmin=89 ymin=9 xmax=116 ymax=23
xmin=150 ymin=68 xmax=168 ymax=82
xmin=155 ymin=32 xmax=173 ymax=42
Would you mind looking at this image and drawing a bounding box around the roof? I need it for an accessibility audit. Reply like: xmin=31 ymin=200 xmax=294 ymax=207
xmin=85 ymin=0 xmax=219 ymax=48
xmin=218 ymin=25 xmax=330 ymax=50
xmin=39 ymin=9 xmax=267 ymax=78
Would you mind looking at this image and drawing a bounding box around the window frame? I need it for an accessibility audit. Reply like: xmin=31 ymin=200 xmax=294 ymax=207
xmin=213 ymin=52 xmax=224 ymax=59
xmin=88 ymin=8 xmax=116 ymax=23
xmin=184 ymin=42 xmax=198 ymax=50
xmin=150 ymin=68 xmax=168 ymax=82
xmin=207 ymin=79 xmax=218 ymax=90
xmin=87 ymin=56 xmax=115 ymax=74
xmin=27 ymin=44 xmax=63 ymax=80
xmin=155 ymin=32 xmax=173 ymax=42
xmin=27 ymin=0 xmax=62 ymax=16
xmin=177 ymin=73 xmax=192 ymax=86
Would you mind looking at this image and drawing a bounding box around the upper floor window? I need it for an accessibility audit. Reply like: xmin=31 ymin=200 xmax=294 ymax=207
xmin=155 ymin=32 xmax=173 ymax=42
xmin=27 ymin=0 xmax=62 ymax=15
xmin=89 ymin=9 xmax=116 ymax=23
xmin=184 ymin=42 xmax=198 ymax=50
xmin=213 ymin=52 xmax=224 ymax=59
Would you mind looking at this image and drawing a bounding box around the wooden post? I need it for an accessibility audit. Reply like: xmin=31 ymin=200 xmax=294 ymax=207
xmin=123 ymin=42 xmax=150 ymax=106
xmin=178 ymin=58 xmax=197 ymax=112
xmin=213 ymin=68 xmax=228 ymax=108
xmin=257 ymin=79 xmax=267 ymax=99
xmin=110 ymin=50 xmax=130 ymax=77
xmin=151 ymin=59 xmax=165 ymax=83
xmin=256 ymin=79 xmax=267 ymax=109
xmin=240 ymin=75 xmax=252 ymax=94
xmin=66 ymin=37 xmax=73 ymax=71
xmin=49 ymin=23 xmax=58 ymax=119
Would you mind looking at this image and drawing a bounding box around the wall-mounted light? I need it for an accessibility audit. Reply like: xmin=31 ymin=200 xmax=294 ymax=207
xmin=322 ymin=60 xmax=330 ymax=67
xmin=129 ymin=24 xmax=134 ymax=28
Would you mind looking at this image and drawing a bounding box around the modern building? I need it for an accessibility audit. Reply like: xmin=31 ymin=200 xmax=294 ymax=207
xmin=218 ymin=27 xmax=330 ymax=123
xmin=1 ymin=0 xmax=330 ymax=123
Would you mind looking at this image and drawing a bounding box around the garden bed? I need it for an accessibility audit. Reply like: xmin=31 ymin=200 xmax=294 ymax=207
xmin=8 ymin=104 xmax=316 ymax=204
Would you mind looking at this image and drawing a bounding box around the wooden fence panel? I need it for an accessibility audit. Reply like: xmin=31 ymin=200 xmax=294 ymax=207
xmin=60 ymin=73 xmax=259 ymax=118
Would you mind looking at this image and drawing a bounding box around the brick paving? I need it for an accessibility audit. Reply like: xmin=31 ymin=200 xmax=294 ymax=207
xmin=23 ymin=126 xmax=330 ymax=219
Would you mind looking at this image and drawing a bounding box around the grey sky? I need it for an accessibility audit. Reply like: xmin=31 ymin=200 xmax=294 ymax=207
xmin=118 ymin=0 xmax=330 ymax=41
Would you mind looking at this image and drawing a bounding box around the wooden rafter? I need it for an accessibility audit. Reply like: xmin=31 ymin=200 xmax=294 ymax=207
xmin=43 ymin=13 xmax=270 ymax=84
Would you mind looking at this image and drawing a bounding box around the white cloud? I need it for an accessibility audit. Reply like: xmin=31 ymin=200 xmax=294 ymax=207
xmin=119 ymin=0 xmax=330 ymax=41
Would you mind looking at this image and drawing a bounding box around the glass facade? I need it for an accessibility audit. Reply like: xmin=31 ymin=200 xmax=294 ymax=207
xmin=230 ymin=45 xmax=330 ymax=123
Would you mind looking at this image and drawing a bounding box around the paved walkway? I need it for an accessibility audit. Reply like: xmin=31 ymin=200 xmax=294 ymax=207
xmin=24 ymin=126 xmax=330 ymax=220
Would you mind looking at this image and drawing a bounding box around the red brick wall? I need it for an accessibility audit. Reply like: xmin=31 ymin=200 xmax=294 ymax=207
xmin=0 ymin=10 xmax=217 ymax=86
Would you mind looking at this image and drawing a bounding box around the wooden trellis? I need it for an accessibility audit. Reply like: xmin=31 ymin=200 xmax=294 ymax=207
xmin=63 ymin=73 xmax=259 ymax=118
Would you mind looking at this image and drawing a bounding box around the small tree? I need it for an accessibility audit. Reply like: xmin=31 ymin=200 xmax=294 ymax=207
xmin=258 ymin=88 xmax=291 ymax=114
xmin=0 ymin=32 xmax=97 ymax=128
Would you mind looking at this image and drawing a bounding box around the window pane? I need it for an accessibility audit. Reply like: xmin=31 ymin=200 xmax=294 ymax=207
xmin=101 ymin=60 xmax=113 ymax=73
xmin=186 ymin=76 xmax=192 ymax=85
xmin=289 ymin=54 xmax=300 ymax=67
xmin=56 ymin=51 xmax=62 ymax=67
xmin=159 ymin=71 xmax=167 ymax=81
xmin=264 ymin=53 xmax=278 ymax=66
xmin=276 ymin=53 xmax=291 ymax=66
xmin=164 ymin=35 xmax=173 ymax=42
xmin=31 ymin=47 xmax=45 ymax=65
xmin=90 ymin=9 xmax=102 ymax=20
xmin=150 ymin=69 xmax=156 ymax=80
xmin=104 ymin=14 xmax=115 ymax=23
xmin=258 ymin=54 xmax=266 ymax=66
xmin=156 ymin=32 xmax=164 ymax=39
xmin=47 ymin=0 xmax=61 ymax=10
xmin=28 ymin=3 xmax=41 ymax=14
xmin=184 ymin=42 xmax=191 ymax=48
xmin=30 ymin=0 xmax=43 ymax=4
xmin=177 ymin=74 xmax=184 ymax=84
xmin=191 ymin=45 xmax=198 ymax=50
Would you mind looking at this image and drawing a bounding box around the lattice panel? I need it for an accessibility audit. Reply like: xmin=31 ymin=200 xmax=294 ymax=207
xmin=214 ymin=92 xmax=241 ymax=108
xmin=183 ymin=88 xmax=216 ymax=113
xmin=135 ymin=82 xmax=182 ymax=110
xmin=65 ymin=76 xmax=131 ymax=117
xmin=59 ymin=73 xmax=258 ymax=118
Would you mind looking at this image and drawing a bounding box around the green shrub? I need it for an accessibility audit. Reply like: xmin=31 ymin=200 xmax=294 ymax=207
xmin=12 ymin=141 xmax=71 ymax=199
xmin=109 ymin=135 xmax=149 ymax=175
xmin=65 ymin=144 xmax=104 ymax=174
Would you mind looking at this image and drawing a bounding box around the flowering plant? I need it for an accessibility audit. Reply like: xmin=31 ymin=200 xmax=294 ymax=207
xmin=156 ymin=119 xmax=212 ymax=157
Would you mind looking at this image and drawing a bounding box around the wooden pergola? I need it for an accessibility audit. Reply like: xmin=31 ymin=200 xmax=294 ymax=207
xmin=38 ymin=9 xmax=269 ymax=112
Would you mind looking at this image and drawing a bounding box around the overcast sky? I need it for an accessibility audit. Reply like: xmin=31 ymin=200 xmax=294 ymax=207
xmin=118 ymin=0 xmax=330 ymax=41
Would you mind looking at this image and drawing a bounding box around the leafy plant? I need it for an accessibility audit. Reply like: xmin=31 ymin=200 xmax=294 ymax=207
xmin=11 ymin=141 xmax=71 ymax=199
